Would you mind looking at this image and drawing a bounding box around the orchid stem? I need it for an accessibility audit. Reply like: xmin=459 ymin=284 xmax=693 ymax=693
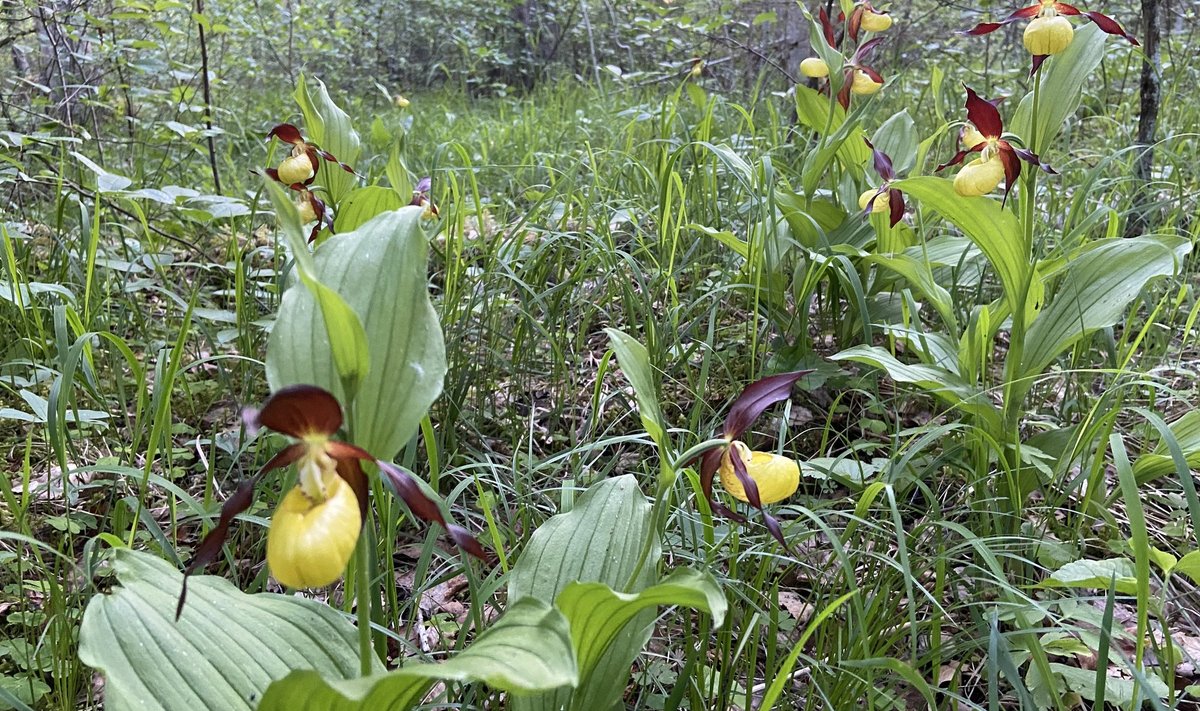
xmin=355 ymin=526 xmax=372 ymax=676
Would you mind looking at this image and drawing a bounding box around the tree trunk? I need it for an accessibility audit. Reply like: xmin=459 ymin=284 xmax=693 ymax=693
xmin=1127 ymin=0 xmax=1161 ymax=236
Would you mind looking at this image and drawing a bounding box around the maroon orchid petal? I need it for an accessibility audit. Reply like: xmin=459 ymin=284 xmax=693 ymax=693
xmin=303 ymin=147 xmax=321 ymax=183
xmin=267 ymin=124 xmax=305 ymax=145
xmin=256 ymin=385 xmax=344 ymax=438
xmin=447 ymin=524 xmax=487 ymax=560
xmin=1006 ymin=3 xmax=1044 ymax=20
xmin=837 ymin=79 xmax=853 ymax=110
xmin=324 ymin=440 xmax=376 ymax=463
xmin=965 ymin=21 xmax=1006 ymax=35
xmin=998 ymin=147 xmax=1023 ymax=205
xmin=887 ymin=188 xmax=905 ymax=228
xmin=700 ymin=447 xmax=723 ymax=503
xmin=848 ymin=6 xmax=863 ymax=43
xmin=377 ymin=461 xmax=485 ymax=558
xmin=853 ymin=36 xmax=885 ymax=64
xmin=1030 ymin=54 xmax=1050 ymax=76
xmin=860 ymin=65 xmax=885 ymax=84
xmin=730 ymin=451 xmax=793 ymax=552
xmin=264 ymin=167 xmax=281 ymax=182
xmin=1083 ymin=11 xmax=1139 ymax=44
xmin=314 ymin=148 xmax=358 ymax=176
xmin=964 ymin=85 xmax=1004 ymax=138
xmin=864 ymin=138 xmax=896 ymax=181
xmin=723 ymin=370 xmax=810 ymax=440
xmin=818 ymin=7 xmax=838 ymax=48
xmin=935 ymin=147 xmax=980 ymax=172
xmin=177 ymin=477 xmax=259 ymax=619
xmin=336 ymin=458 xmax=370 ymax=521
xmin=711 ymin=501 xmax=747 ymax=523
xmin=1051 ymin=3 xmax=1081 ymax=16
xmin=1012 ymin=146 xmax=1057 ymax=174
xmin=260 ymin=442 xmax=306 ymax=474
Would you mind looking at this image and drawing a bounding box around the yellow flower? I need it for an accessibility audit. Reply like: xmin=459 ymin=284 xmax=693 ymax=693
xmin=267 ymin=463 xmax=362 ymax=588
xmin=850 ymin=70 xmax=883 ymax=95
xmin=800 ymin=57 xmax=829 ymax=79
xmin=276 ymin=149 xmax=316 ymax=185
xmin=1023 ymin=15 xmax=1073 ymax=54
xmin=860 ymin=7 xmax=892 ymax=32
xmin=858 ymin=189 xmax=890 ymax=213
xmin=393 ymin=94 xmax=410 ymax=109
xmin=953 ymin=154 xmax=1006 ymax=197
xmin=718 ymin=441 xmax=800 ymax=504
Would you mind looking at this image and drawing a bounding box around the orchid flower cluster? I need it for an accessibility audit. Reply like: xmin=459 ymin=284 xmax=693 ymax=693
xmin=799 ymin=1 xmax=892 ymax=109
xmin=265 ymin=123 xmax=357 ymax=242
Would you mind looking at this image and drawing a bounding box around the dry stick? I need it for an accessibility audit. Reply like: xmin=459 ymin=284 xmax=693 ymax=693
xmin=194 ymin=0 xmax=221 ymax=195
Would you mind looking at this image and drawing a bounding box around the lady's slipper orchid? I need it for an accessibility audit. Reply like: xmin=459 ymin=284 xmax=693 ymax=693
xmin=811 ymin=8 xmax=887 ymax=108
xmin=850 ymin=1 xmax=892 ymax=35
xmin=697 ymin=370 xmax=809 ymax=550
xmin=293 ymin=186 xmax=332 ymax=243
xmin=858 ymin=138 xmax=906 ymax=227
xmin=265 ymin=123 xmax=357 ymax=187
xmin=176 ymin=385 xmax=484 ymax=617
xmin=936 ymin=85 xmax=1054 ymax=201
xmin=966 ymin=1 xmax=1137 ymax=74
xmin=718 ymin=441 xmax=800 ymax=504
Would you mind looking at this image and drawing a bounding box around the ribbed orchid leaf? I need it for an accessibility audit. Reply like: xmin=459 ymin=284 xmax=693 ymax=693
xmin=80 ymin=549 xmax=374 ymax=711
xmin=257 ymin=598 xmax=576 ymax=710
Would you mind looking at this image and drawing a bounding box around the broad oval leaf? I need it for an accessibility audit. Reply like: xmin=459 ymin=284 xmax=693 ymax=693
xmin=891 ymin=176 xmax=1026 ymax=314
xmin=509 ymin=475 xmax=657 ymax=711
xmin=557 ymin=567 xmax=726 ymax=711
xmin=1009 ymin=23 xmax=1106 ymax=155
xmin=333 ymin=186 xmax=405 ymax=234
xmin=1019 ymin=237 xmax=1183 ymax=378
xmin=79 ymin=549 xmax=374 ymax=711
xmin=295 ymin=75 xmax=361 ymax=206
xmin=267 ymin=206 xmax=446 ymax=460
xmin=257 ymin=598 xmax=577 ymax=710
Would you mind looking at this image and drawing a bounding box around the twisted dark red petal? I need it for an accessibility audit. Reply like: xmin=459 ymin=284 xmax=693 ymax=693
xmin=1030 ymin=54 xmax=1050 ymax=76
xmin=730 ymin=451 xmax=793 ymax=553
xmin=888 ymin=188 xmax=905 ymax=228
xmin=177 ymin=476 xmax=259 ymax=619
xmin=998 ymin=147 xmax=1022 ymax=206
xmin=1013 ymin=146 xmax=1057 ymax=174
xmin=700 ymin=447 xmax=723 ymax=503
xmin=965 ymin=21 xmax=1005 ymax=36
xmin=377 ymin=461 xmax=485 ymax=559
xmin=964 ymin=85 xmax=1003 ymax=138
xmin=848 ymin=6 xmax=863 ymax=43
xmin=853 ymin=37 xmax=885 ymax=64
xmin=336 ymin=459 xmax=370 ymax=521
xmin=1052 ymin=3 xmax=1081 ymax=16
xmin=267 ymin=124 xmax=304 ymax=145
xmin=722 ymin=370 xmax=809 ymax=440
xmin=865 ymin=137 xmax=896 ymax=181
xmin=1007 ymin=3 xmax=1044 ymax=20
xmin=1083 ymin=11 xmax=1139 ymax=45
xmin=818 ymin=7 xmax=838 ymax=48
xmin=935 ymin=146 xmax=981 ymax=172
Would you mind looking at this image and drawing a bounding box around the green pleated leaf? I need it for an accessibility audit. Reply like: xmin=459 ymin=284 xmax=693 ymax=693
xmin=265 ymin=180 xmax=370 ymax=396
xmin=267 ymin=205 xmax=446 ymax=460
xmin=509 ymin=475 xmax=658 ymax=711
xmin=1009 ymin=23 xmax=1106 ymax=155
xmin=333 ymin=186 xmax=406 ymax=233
xmin=891 ymin=176 xmax=1026 ymax=314
xmin=557 ymin=568 xmax=725 ymax=711
xmin=831 ymin=345 xmax=1001 ymax=433
xmin=78 ymin=549 xmax=374 ymax=711
xmin=1020 ymin=237 xmax=1183 ymax=378
xmin=1132 ymin=411 xmax=1200 ymax=482
xmin=870 ymin=109 xmax=917 ymax=176
xmin=867 ymin=252 xmax=957 ymax=333
xmin=256 ymin=598 xmax=577 ymax=710
xmin=295 ymin=75 xmax=361 ymax=206
xmin=604 ymin=329 xmax=668 ymax=453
